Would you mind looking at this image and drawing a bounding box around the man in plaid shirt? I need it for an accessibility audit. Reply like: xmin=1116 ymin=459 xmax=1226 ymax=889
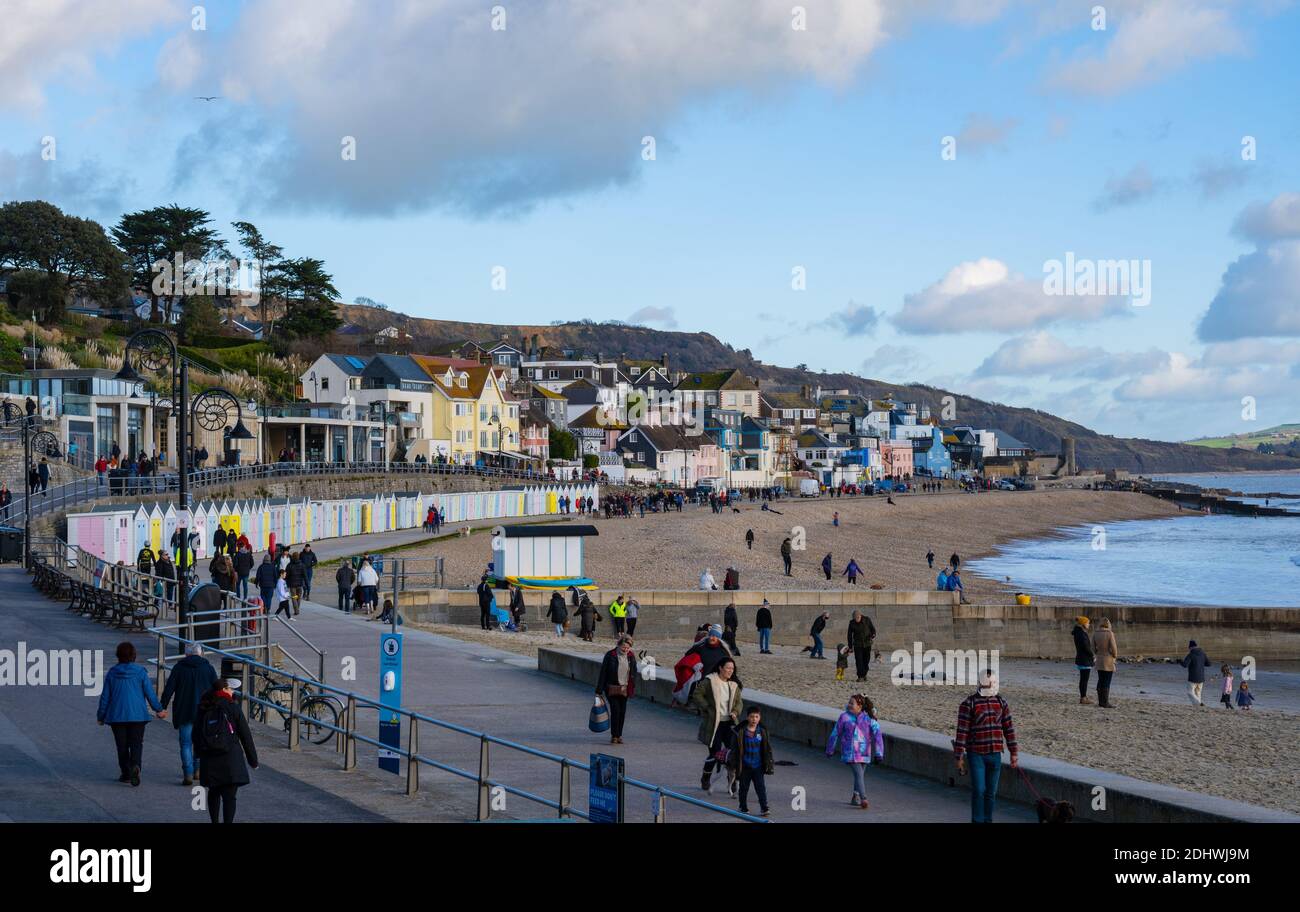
xmin=954 ymin=669 xmax=1018 ymax=823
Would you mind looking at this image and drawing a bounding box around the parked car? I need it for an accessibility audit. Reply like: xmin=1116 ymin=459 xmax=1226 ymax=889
xmin=996 ymin=479 xmax=1017 ymax=491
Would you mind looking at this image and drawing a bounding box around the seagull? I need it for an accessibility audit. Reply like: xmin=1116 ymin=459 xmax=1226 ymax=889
xmin=195 ymin=96 xmax=222 ymax=102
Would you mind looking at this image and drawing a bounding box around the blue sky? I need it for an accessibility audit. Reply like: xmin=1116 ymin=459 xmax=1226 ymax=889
xmin=2 ymin=0 xmax=1299 ymax=442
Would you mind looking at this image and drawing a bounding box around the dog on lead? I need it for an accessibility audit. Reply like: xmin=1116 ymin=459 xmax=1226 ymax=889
xmin=1036 ymin=798 xmax=1075 ymax=823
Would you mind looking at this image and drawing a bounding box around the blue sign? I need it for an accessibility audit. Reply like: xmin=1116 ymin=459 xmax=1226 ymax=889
xmin=588 ymin=753 xmax=624 ymax=824
xmin=378 ymin=632 xmax=403 ymax=774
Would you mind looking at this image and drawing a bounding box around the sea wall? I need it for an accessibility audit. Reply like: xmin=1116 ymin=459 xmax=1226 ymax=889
xmin=536 ymin=648 xmax=1299 ymax=823
xmin=401 ymin=588 xmax=1300 ymax=661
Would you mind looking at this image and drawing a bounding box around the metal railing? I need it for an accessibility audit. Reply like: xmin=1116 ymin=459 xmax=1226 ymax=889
xmin=138 ymin=615 xmax=764 ymax=824
xmin=6 ymin=459 xmax=573 ymax=528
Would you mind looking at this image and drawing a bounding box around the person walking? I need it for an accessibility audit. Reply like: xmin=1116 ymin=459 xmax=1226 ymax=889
xmin=692 ymin=657 xmax=744 ymax=795
xmin=1072 ymin=616 xmax=1095 ymax=705
xmin=809 ymin=611 xmax=828 ymax=659
xmin=954 ymin=669 xmax=1018 ymax=824
xmin=722 ymin=601 xmax=741 ymax=656
xmin=160 ymin=643 xmax=217 ymax=785
xmin=300 ymin=544 xmax=318 ymax=598
xmin=96 ymin=642 xmax=167 ymax=786
xmin=826 ymin=693 xmax=884 ymax=809
xmin=625 ymin=598 xmax=639 ymax=638
xmin=573 ymin=593 xmax=600 ymax=641
xmin=949 ymin=551 xmax=961 ymax=571
xmin=821 ymin=552 xmax=833 ymax=581
xmin=335 ymin=560 xmax=356 ymax=613
xmin=1181 ymin=640 xmax=1212 ymax=706
xmin=745 ymin=528 xmax=754 ymax=550
xmin=213 ymin=525 xmax=228 ymax=556
xmin=232 ymin=545 xmax=254 ymax=602
xmin=755 ymin=599 xmax=773 ymax=654
xmin=155 ymin=550 xmax=176 ymax=608
xmin=733 ymin=704 xmax=774 ymax=817
xmin=546 ymin=591 xmax=568 ymax=636
xmin=847 ymin=610 xmax=876 ymax=681
xmin=926 ymin=548 xmax=936 ymax=569
xmin=193 ymin=679 xmax=259 ymax=823
xmin=1092 ymin=617 xmax=1118 ymax=709
xmin=780 ymin=538 xmax=793 ymax=576
xmin=595 ymin=635 xmax=637 ymax=744
xmin=273 ymin=570 xmax=292 ymax=620
xmin=476 ymin=576 xmax=495 ymax=630
xmin=37 ymin=457 xmax=50 ymax=495
xmin=285 ymin=553 xmax=306 ymax=615
xmin=842 ymin=558 xmax=862 ymax=585
xmin=255 ymin=553 xmax=278 ymax=617
xmin=508 ymin=584 xmax=526 ymax=628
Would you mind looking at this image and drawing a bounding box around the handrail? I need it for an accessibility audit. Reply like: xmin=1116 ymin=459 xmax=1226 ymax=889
xmin=144 ymin=621 xmax=764 ymax=824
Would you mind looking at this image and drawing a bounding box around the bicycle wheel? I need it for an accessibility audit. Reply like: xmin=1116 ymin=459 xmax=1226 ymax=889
xmin=303 ymin=697 xmax=339 ymax=744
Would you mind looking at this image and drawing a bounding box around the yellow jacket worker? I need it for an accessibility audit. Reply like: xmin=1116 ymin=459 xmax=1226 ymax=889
xmin=608 ymin=596 xmax=628 ymax=636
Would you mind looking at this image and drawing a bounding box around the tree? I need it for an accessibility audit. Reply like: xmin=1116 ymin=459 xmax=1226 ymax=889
xmin=549 ymin=426 xmax=577 ymax=460
xmin=272 ymin=257 xmax=341 ymax=343
xmin=231 ymin=221 xmax=283 ymax=339
xmin=178 ymin=295 xmax=221 ymax=344
xmin=0 ymin=200 xmax=127 ymax=321
xmin=113 ymin=205 xmax=221 ymax=323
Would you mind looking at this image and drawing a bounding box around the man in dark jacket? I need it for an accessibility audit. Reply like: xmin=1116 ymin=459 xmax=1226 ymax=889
xmin=546 ymin=591 xmax=568 ymax=636
xmin=137 ymin=546 xmax=155 ymax=576
xmin=255 ymin=553 xmax=279 ymax=614
xmin=286 ymin=554 xmax=307 ymax=615
xmin=476 ymin=576 xmax=495 ymax=630
xmin=780 ymin=538 xmax=793 ymax=576
xmin=232 ymin=546 xmax=255 ymax=602
xmin=809 ymin=612 xmax=828 ymax=659
xmin=745 ymin=529 xmax=754 ymax=550
xmin=847 ymin=610 xmax=876 ymax=681
xmin=1181 ymin=640 xmax=1212 ymax=706
xmin=687 ymin=626 xmax=733 ymax=677
xmin=300 ymin=544 xmax=318 ymax=597
xmin=821 ymin=552 xmax=833 ymax=581
xmin=573 ymin=594 xmax=601 ymax=641
xmin=336 ymin=561 xmax=356 ymax=613
xmin=160 ymin=643 xmax=218 ymax=786
xmin=1072 ymin=617 xmax=1096 ymax=704
xmin=723 ymin=602 xmax=741 ymax=656
xmin=755 ymin=599 xmax=774 ymax=654
xmin=154 ymin=551 xmax=176 ymax=607
xmin=213 ymin=526 xmax=228 ymax=554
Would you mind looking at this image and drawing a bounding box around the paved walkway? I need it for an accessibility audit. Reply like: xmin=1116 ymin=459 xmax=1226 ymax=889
xmin=1 ymin=564 xmax=1034 ymax=822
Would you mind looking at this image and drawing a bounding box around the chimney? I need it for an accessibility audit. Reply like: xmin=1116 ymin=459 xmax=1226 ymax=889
xmin=661 ymin=352 xmax=669 ymax=373
xmin=800 ymin=384 xmax=810 ymax=400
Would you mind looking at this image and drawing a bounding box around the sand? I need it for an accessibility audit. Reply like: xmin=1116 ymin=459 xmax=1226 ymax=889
xmin=405 ymin=621 xmax=1300 ymax=814
xmin=394 ymin=489 xmax=1182 ymax=602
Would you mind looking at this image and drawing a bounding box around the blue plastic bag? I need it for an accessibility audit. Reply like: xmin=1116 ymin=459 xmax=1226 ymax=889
xmin=588 ymin=698 xmax=610 ymax=733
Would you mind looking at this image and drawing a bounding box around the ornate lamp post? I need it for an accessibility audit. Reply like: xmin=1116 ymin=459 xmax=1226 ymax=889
xmin=192 ymin=387 xmax=255 ymax=467
xmin=18 ymin=415 xmax=61 ymax=568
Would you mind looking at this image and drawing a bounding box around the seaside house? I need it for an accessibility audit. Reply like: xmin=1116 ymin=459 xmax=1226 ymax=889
xmin=911 ymin=426 xmax=953 ymax=477
xmin=675 ymin=369 xmax=761 ymax=418
xmin=615 ymin=424 xmax=721 ymax=486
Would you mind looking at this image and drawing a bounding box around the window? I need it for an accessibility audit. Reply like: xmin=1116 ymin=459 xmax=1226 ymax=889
xmin=548 ymin=369 xmax=558 ymax=379
xmin=744 ymin=394 xmax=753 ymax=406
xmin=458 ymin=373 xmax=468 ymax=388
xmin=480 ymin=431 xmax=488 ymax=447
xmin=627 ymin=431 xmax=637 ymax=443
xmin=638 ymin=451 xmax=645 ymax=463
xmin=479 ymin=405 xmax=487 ymax=421
xmin=321 ymin=377 xmax=330 ymax=391
xmin=574 ymin=369 xmax=584 ymax=379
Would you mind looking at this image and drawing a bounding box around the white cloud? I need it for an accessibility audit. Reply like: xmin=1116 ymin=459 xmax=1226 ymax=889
xmin=892 ymin=258 xmax=1128 ymax=334
xmin=170 ymin=0 xmax=901 ymax=216
xmin=1199 ymin=339 xmax=1300 ymax=367
xmin=1094 ymin=163 xmax=1163 ymax=211
xmin=0 ymin=146 xmax=132 ymax=218
xmin=0 ymin=0 xmax=181 ymax=110
xmin=820 ymin=300 xmax=881 ymax=336
xmin=1114 ymin=351 xmax=1293 ymax=402
xmin=975 ymin=331 xmax=1168 ymax=379
xmin=863 ymin=344 xmax=926 ymax=379
xmin=1199 ymin=194 xmax=1300 ymax=341
xmin=1231 ymin=192 xmax=1300 ymax=243
xmin=627 ymin=306 xmax=677 ymax=328
xmin=1047 ymin=0 xmax=1247 ymax=96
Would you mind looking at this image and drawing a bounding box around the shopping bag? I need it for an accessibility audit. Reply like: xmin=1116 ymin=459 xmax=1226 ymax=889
xmin=588 ymin=697 xmax=610 ymax=732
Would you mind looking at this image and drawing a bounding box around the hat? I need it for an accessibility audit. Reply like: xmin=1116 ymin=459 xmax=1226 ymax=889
xmin=707 ymin=624 xmax=723 ymax=637
xmin=224 ymin=678 xmax=241 ymax=691
xmin=1188 ymin=640 xmax=1197 ymax=648
xmin=1075 ymin=616 xmax=1090 ymax=626
xmin=976 ymin=669 xmax=999 ymax=696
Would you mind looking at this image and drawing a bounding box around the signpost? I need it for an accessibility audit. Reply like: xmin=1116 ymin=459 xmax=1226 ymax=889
xmin=378 ymin=632 xmax=403 ymax=774
xmin=588 ymin=753 xmax=625 ymax=823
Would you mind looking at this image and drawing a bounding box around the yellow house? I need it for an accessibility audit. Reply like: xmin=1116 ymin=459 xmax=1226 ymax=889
xmin=410 ymin=358 xmax=522 ymax=466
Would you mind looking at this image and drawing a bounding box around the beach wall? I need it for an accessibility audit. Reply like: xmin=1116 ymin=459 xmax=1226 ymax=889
xmin=403 ymin=589 xmax=1300 ymax=661
xmin=536 ymin=648 xmax=1299 ymax=824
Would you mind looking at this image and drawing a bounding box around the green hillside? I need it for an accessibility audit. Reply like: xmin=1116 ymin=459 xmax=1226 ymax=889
xmin=1186 ymin=424 xmax=1300 ymax=449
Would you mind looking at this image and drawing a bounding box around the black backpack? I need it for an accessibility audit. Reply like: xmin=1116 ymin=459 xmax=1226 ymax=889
xmin=198 ymin=701 xmax=237 ymax=754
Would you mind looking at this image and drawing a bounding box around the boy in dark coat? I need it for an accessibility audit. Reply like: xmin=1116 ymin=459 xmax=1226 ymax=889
xmin=194 ymin=680 xmax=258 ymax=823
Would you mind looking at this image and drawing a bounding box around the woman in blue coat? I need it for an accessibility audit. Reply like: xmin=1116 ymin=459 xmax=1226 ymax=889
xmin=97 ymin=641 xmax=166 ymax=786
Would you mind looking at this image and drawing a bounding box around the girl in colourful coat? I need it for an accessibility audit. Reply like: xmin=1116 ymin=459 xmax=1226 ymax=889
xmin=826 ymin=694 xmax=884 ymax=809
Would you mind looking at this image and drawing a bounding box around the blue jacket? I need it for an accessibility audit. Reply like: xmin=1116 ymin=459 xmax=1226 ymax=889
xmin=97 ymin=662 xmax=163 ymax=724
xmin=936 ymin=570 xmax=949 ymax=590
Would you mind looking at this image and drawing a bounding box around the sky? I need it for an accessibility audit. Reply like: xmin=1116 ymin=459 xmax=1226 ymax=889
xmin=1 ymin=0 xmax=1299 ymax=442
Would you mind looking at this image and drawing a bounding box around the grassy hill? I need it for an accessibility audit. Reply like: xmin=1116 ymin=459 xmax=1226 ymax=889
xmin=1185 ymin=424 xmax=1300 ymax=450
xmin=335 ymin=305 xmax=1300 ymax=475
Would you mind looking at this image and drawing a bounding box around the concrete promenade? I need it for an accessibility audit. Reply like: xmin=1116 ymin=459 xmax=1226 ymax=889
xmin=1 ymin=564 xmax=1035 ymax=823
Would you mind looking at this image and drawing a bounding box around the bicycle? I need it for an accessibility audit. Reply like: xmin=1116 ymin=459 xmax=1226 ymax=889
xmin=247 ymin=669 xmax=342 ymax=745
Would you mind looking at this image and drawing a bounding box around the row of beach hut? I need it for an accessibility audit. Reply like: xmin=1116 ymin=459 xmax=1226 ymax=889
xmin=65 ymin=483 xmax=599 ymax=565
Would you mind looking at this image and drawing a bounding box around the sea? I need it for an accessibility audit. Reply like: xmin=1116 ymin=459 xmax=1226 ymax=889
xmin=967 ymin=472 xmax=1300 ymax=608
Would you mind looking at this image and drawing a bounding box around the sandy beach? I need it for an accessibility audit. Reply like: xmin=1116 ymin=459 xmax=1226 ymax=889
xmin=390 ymin=489 xmax=1182 ymax=602
xmin=404 ymin=621 xmax=1300 ymax=814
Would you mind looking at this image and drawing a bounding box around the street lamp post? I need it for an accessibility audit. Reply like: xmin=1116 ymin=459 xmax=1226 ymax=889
xmin=22 ymin=419 xmax=62 ymax=569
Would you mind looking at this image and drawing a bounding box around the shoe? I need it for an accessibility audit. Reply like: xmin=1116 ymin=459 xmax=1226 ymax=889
xmin=118 ymin=774 xmax=130 ymax=783
xmin=701 ymin=773 xmax=712 ymax=792
xmin=739 ymin=807 xmax=750 ymax=815
xmin=859 ymin=799 xmax=870 ymax=810
xmin=182 ymin=776 xmax=192 ymax=786
xmin=130 ymin=765 xmax=140 ymax=787
xmin=850 ymin=793 xmax=860 ymax=806
xmin=1079 ymin=696 xmax=1093 ymax=705
xmin=761 ymin=808 xmax=770 ymax=817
